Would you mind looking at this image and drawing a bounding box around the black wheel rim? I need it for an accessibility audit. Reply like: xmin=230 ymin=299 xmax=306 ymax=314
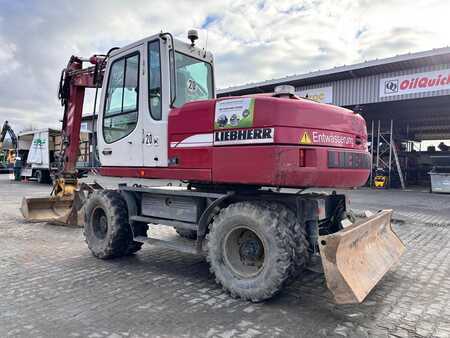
xmin=223 ymin=226 xmax=266 ymax=278
xmin=92 ymin=207 xmax=108 ymax=239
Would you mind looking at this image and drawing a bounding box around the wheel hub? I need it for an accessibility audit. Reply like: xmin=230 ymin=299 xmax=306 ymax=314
xmin=92 ymin=207 xmax=108 ymax=239
xmin=223 ymin=226 xmax=266 ymax=278
xmin=98 ymin=215 xmax=108 ymax=235
xmin=239 ymin=238 xmax=263 ymax=260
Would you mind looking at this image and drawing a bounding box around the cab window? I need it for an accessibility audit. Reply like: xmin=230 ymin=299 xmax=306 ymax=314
xmin=148 ymin=41 xmax=162 ymax=120
xmin=103 ymin=53 xmax=139 ymax=143
xmin=173 ymin=52 xmax=213 ymax=107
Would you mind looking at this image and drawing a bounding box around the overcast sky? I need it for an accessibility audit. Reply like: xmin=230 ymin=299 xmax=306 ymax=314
xmin=1 ymin=0 xmax=449 ymax=131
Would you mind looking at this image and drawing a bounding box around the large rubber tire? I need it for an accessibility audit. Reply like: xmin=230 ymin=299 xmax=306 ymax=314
xmin=206 ymin=201 xmax=299 ymax=302
xmin=36 ymin=170 xmax=51 ymax=184
xmin=36 ymin=170 xmax=45 ymax=184
xmin=175 ymin=228 xmax=197 ymax=240
xmin=83 ymin=190 xmax=143 ymax=259
xmin=126 ymin=221 xmax=147 ymax=255
xmin=275 ymin=204 xmax=309 ymax=284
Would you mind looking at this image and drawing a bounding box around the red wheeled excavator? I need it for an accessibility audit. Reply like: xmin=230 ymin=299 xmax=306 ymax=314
xmin=21 ymin=30 xmax=404 ymax=304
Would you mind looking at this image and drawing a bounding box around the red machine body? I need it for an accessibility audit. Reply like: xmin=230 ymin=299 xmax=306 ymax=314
xmin=101 ymin=95 xmax=370 ymax=188
xmin=22 ymin=36 xmax=401 ymax=307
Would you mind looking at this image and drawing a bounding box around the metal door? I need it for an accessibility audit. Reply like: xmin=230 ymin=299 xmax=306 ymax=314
xmin=141 ymin=38 xmax=170 ymax=167
xmin=98 ymin=44 xmax=144 ymax=167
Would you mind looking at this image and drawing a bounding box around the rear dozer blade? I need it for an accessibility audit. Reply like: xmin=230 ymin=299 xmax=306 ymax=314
xmin=319 ymin=209 xmax=405 ymax=304
xmin=20 ymin=196 xmax=80 ymax=226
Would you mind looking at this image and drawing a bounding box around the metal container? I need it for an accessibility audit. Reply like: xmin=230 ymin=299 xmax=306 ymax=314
xmin=429 ymin=171 xmax=450 ymax=193
xmin=430 ymin=156 xmax=450 ymax=167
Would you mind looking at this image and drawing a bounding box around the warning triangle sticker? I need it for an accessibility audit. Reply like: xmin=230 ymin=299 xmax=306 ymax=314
xmin=300 ymin=132 xmax=312 ymax=144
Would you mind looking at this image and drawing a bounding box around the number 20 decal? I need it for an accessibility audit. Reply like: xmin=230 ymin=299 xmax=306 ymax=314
xmin=144 ymin=132 xmax=159 ymax=146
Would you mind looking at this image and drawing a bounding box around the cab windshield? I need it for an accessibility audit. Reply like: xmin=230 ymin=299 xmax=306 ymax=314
xmin=173 ymin=52 xmax=213 ymax=107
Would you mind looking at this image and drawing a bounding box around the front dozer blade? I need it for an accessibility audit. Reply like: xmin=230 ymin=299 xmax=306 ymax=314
xmin=319 ymin=209 xmax=405 ymax=304
xmin=20 ymin=196 xmax=80 ymax=226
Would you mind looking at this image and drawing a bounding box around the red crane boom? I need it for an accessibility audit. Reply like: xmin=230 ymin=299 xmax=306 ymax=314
xmin=54 ymin=55 xmax=105 ymax=195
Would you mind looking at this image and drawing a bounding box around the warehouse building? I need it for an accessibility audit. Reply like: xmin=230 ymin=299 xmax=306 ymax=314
xmin=218 ymin=47 xmax=450 ymax=190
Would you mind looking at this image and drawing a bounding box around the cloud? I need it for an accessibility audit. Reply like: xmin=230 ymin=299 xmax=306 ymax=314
xmin=0 ymin=38 xmax=19 ymax=75
xmin=0 ymin=0 xmax=449 ymax=131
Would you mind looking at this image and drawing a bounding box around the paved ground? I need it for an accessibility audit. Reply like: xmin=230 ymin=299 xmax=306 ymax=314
xmin=334 ymin=188 xmax=450 ymax=227
xmin=1 ymin=174 xmax=450 ymax=337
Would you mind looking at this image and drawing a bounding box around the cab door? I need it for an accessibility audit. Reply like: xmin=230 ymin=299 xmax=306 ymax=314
xmin=141 ymin=38 xmax=169 ymax=167
xmin=98 ymin=45 xmax=144 ymax=167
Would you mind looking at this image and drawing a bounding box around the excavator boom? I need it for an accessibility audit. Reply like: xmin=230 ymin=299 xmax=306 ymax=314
xmin=21 ymin=55 xmax=106 ymax=225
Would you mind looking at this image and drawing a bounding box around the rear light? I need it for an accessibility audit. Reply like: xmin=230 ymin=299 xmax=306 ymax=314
xmin=299 ymin=149 xmax=305 ymax=167
xmin=328 ymin=151 xmax=370 ymax=169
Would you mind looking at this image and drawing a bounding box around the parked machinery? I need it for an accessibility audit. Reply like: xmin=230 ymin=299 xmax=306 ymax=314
xmin=14 ymin=129 xmax=61 ymax=183
xmin=0 ymin=121 xmax=17 ymax=172
xmin=21 ymin=30 xmax=405 ymax=304
xmin=374 ymin=168 xmax=389 ymax=188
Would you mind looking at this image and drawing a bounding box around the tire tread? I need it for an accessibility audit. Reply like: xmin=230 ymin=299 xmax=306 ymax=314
xmin=206 ymin=201 xmax=305 ymax=302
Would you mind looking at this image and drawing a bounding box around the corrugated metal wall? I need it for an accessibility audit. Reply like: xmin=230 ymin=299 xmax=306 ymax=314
xmin=295 ymin=64 xmax=450 ymax=106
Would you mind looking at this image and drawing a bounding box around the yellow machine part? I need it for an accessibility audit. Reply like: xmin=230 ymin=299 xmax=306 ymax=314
xmin=374 ymin=175 xmax=387 ymax=188
xmin=52 ymin=178 xmax=78 ymax=198
xmin=6 ymin=149 xmax=15 ymax=164
xmin=21 ymin=196 xmax=76 ymax=224
xmin=20 ymin=178 xmax=81 ymax=226
xmin=319 ymin=209 xmax=405 ymax=304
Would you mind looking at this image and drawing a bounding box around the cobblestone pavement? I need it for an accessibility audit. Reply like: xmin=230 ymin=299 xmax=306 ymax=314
xmin=1 ymin=175 xmax=450 ymax=337
xmin=336 ymin=188 xmax=450 ymax=227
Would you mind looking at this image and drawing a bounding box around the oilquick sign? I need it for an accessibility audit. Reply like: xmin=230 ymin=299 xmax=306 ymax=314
xmin=380 ymin=69 xmax=450 ymax=97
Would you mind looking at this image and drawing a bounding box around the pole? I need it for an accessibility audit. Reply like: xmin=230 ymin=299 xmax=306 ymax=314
xmin=370 ymin=120 xmax=374 ymax=188
xmin=388 ymin=120 xmax=393 ymax=188
xmin=392 ymin=139 xmax=406 ymax=190
xmin=376 ymin=120 xmax=380 ymax=169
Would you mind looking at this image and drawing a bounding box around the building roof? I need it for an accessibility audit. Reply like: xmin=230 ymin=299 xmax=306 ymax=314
xmin=18 ymin=128 xmax=60 ymax=137
xmin=218 ymin=47 xmax=450 ymax=96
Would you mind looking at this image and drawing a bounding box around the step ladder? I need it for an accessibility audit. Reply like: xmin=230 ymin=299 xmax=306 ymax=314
xmin=130 ymin=215 xmax=202 ymax=255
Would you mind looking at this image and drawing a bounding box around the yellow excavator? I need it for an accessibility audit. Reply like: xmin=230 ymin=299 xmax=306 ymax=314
xmin=0 ymin=121 xmax=17 ymax=171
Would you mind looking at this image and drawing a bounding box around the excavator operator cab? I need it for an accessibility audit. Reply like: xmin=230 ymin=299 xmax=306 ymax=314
xmin=97 ymin=31 xmax=215 ymax=168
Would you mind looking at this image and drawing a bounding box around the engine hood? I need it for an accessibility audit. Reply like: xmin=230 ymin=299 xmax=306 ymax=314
xmin=214 ymin=95 xmax=367 ymax=150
